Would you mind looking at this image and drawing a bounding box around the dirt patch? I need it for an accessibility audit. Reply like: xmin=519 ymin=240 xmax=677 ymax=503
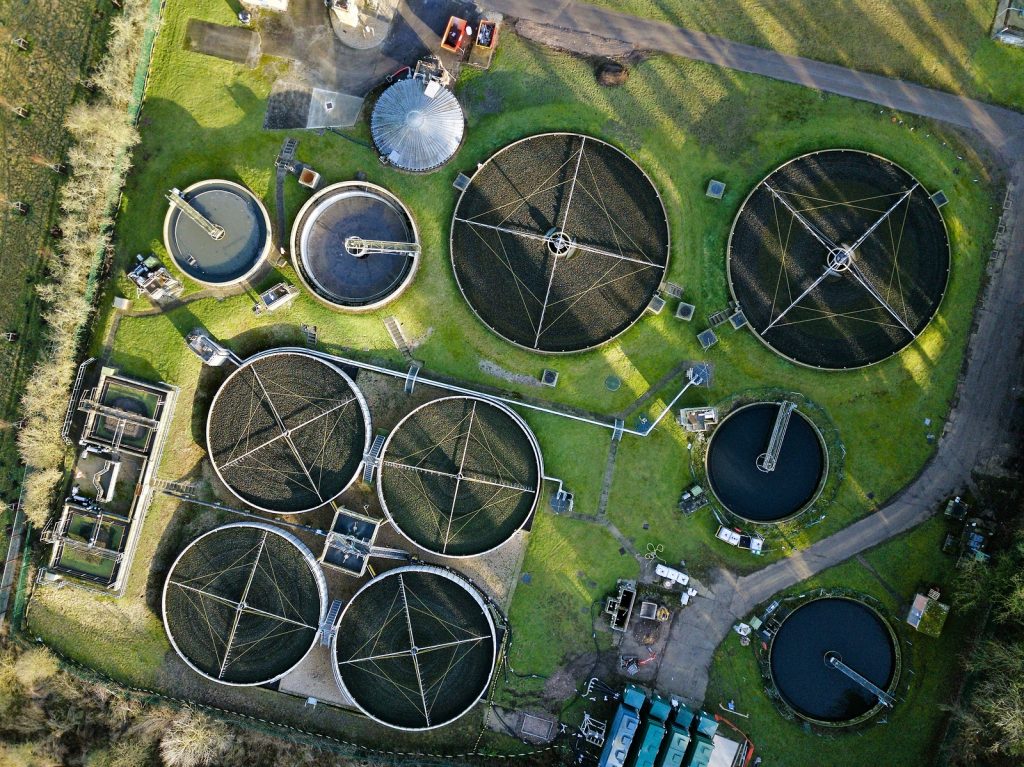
xmin=185 ymin=19 xmax=260 ymax=67
xmin=596 ymin=60 xmax=628 ymax=86
xmin=542 ymin=650 xmax=616 ymax=703
xmin=479 ymin=359 xmax=542 ymax=387
xmin=514 ymin=19 xmax=635 ymax=58
xmin=264 ymin=81 xmax=313 ymax=130
xmin=467 ymin=84 xmax=505 ymax=118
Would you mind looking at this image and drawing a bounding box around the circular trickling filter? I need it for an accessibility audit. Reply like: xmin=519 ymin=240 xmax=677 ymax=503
xmin=206 ymin=351 xmax=370 ymax=513
xmin=332 ymin=565 xmax=497 ymax=730
xmin=377 ymin=396 xmax=543 ymax=557
xmin=162 ymin=522 xmax=327 ymax=686
xmin=451 ymin=133 xmax=670 ymax=353
xmin=728 ymin=150 xmax=949 ymax=369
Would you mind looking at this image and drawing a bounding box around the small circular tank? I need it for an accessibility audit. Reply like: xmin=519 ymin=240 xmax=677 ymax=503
xmin=163 ymin=179 xmax=271 ymax=287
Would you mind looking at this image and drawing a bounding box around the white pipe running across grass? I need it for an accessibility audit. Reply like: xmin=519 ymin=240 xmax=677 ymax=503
xmin=257 ymin=345 xmax=703 ymax=439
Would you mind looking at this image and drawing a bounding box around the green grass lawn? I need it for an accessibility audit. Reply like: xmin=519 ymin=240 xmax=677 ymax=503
xmin=55 ymin=546 xmax=118 ymax=581
xmin=586 ymin=0 xmax=1024 ymax=111
xmin=506 ymin=509 xmax=635 ymax=676
xmin=27 ymin=0 xmax=1002 ymax=758
xmin=705 ymin=515 xmax=971 ymax=765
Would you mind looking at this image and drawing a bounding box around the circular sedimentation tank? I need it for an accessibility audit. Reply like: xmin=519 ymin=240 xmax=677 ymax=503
xmin=371 ymin=77 xmax=465 ymax=173
xmin=163 ymin=179 xmax=271 ymax=287
xmin=450 ymin=133 xmax=670 ymax=353
xmin=768 ymin=596 xmax=900 ymax=725
xmin=162 ymin=522 xmax=327 ymax=686
xmin=728 ymin=150 xmax=949 ymax=369
xmin=290 ymin=181 xmax=419 ymax=311
xmin=206 ymin=351 xmax=370 ymax=513
xmin=706 ymin=402 xmax=827 ymax=523
xmin=377 ymin=396 xmax=543 ymax=557
xmin=332 ymin=565 xmax=497 ymax=730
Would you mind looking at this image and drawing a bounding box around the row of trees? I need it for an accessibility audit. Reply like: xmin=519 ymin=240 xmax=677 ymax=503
xmin=0 ymin=644 xmax=379 ymax=766
xmin=947 ymin=531 xmax=1024 ymax=763
xmin=15 ymin=0 xmax=153 ymax=526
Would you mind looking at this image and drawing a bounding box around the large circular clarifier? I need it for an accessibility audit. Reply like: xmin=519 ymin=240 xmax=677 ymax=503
xmin=332 ymin=565 xmax=497 ymax=730
xmin=290 ymin=182 xmax=419 ymax=311
xmin=206 ymin=351 xmax=371 ymax=513
xmin=163 ymin=179 xmax=271 ymax=287
xmin=769 ymin=597 xmax=899 ymax=725
xmin=162 ymin=522 xmax=327 ymax=686
xmin=706 ymin=402 xmax=826 ymax=523
xmin=450 ymin=133 xmax=670 ymax=353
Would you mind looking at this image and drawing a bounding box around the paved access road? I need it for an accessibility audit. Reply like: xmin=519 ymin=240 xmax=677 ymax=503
xmin=487 ymin=0 xmax=1024 ymax=703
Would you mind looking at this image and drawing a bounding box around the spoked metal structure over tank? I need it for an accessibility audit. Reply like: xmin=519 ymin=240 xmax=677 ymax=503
xmin=728 ymin=150 xmax=950 ymax=369
xmin=205 ymin=350 xmax=371 ymax=513
xmin=331 ymin=564 xmax=498 ymax=730
xmin=376 ymin=395 xmax=544 ymax=558
xmin=450 ymin=133 xmax=671 ymax=353
xmin=162 ymin=522 xmax=328 ymax=686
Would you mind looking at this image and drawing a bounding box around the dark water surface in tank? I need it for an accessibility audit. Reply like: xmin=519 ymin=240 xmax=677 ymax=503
xmin=706 ymin=403 xmax=824 ymax=521
xmin=770 ymin=598 xmax=896 ymax=722
xmin=301 ymin=190 xmax=413 ymax=305
xmin=171 ymin=188 xmax=265 ymax=282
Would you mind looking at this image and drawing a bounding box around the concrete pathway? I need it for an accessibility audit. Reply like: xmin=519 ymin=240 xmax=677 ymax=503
xmin=487 ymin=0 xmax=1024 ymax=703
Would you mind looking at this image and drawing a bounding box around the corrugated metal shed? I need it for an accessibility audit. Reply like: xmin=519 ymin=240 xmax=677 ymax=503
xmin=371 ymin=77 xmax=464 ymax=172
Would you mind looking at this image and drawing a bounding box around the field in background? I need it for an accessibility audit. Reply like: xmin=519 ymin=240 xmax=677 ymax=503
xmin=0 ymin=0 xmax=113 ymax=500
xmin=588 ymin=0 xmax=1024 ymax=110
xmin=26 ymin=0 xmax=1003 ymax=761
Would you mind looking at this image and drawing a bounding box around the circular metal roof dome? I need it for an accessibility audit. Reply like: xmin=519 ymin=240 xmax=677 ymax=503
xmin=289 ymin=181 xmax=419 ymax=311
xmin=332 ymin=565 xmax=497 ymax=730
xmin=206 ymin=350 xmax=371 ymax=513
xmin=371 ymin=78 xmax=465 ymax=173
xmin=162 ymin=522 xmax=327 ymax=686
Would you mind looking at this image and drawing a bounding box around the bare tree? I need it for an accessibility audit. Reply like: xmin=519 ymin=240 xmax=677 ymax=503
xmin=16 ymin=23 xmax=142 ymax=528
xmin=159 ymin=708 xmax=234 ymax=767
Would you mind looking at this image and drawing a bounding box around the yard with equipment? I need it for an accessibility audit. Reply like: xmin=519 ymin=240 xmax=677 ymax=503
xmin=15 ymin=0 xmax=1012 ymax=764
